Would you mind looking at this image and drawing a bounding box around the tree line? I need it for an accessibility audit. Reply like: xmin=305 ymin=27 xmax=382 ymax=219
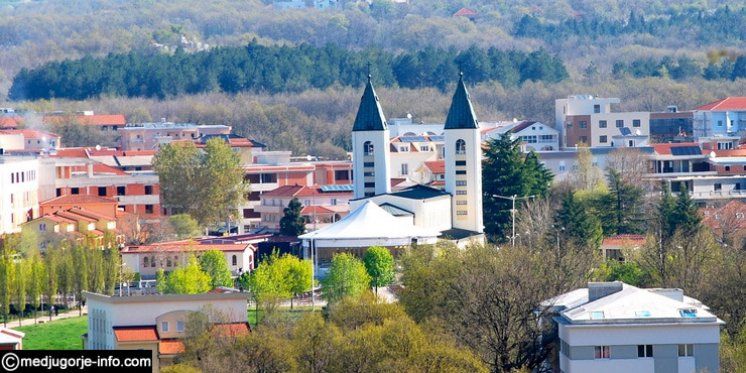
xmin=612 ymin=55 xmax=746 ymax=81
xmin=0 ymin=233 xmax=124 ymax=326
xmin=8 ymin=42 xmax=568 ymax=101
xmin=514 ymin=7 xmax=746 ymax=44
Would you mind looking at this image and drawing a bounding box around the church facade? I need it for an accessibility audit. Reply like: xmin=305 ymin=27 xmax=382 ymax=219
xmin=300 ymin=74 xmax=485 ymax=266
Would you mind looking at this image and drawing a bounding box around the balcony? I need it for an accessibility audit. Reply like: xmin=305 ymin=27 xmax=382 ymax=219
xmin=692 ymin=189 xmax=746 ymax=200
xmin=253 ymin=204 xmax=283 ymax=213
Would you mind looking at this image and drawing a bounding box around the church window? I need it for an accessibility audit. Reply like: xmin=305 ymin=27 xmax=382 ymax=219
xmin=456 ymin=180 xmax=467 ymax=187
xmin=456 ymin=200 xmax=468 ymax=205
xmin=455 ymin=139 xmax=466 ymax=155
xmin=456 ymin=190 xmax=467 ymax=195
xmin=363 ymin=141 xmax=374 ymax=156
xmin=455 ymin=160 xmax=466 ymax=166
xmin=456 ymin=170 xmax=466 ymax=175
xmin=456 ymin=211 xmax=468 ymax=216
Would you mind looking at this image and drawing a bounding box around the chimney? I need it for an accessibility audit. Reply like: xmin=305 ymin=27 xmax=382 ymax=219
xmin=588 ymin=281 xmax=623 ymax=302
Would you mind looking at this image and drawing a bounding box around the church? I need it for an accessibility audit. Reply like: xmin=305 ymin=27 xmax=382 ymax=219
xmin=300 ymin=74 xmax=485 ymax=266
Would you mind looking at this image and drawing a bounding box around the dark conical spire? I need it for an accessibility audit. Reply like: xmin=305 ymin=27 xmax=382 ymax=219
xmin=444 ymin=72 xmax=479 ymax=130
xmin=352 ymin=75 xmax=387 ymax=132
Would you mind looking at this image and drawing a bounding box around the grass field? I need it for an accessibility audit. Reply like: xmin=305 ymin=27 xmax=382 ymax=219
xmin=16 ymin=316 xmax=88 ymax=350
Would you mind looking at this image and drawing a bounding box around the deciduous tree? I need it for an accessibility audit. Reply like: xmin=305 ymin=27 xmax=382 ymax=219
xmin=363 ymin=246 xmax=395 ymax=294
xmin=322 ymin=253 xmax=370 ymax=303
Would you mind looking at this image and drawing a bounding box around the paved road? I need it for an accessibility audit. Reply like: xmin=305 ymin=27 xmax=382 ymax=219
xmin=7 ymin=306 xmax=87 ymax=329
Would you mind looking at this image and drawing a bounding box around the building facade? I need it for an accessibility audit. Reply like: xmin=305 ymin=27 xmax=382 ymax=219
xmin=549 ymin=282 xmax=722 ymax=373
xmin=0 ymin=156 xmax=39 ymax=234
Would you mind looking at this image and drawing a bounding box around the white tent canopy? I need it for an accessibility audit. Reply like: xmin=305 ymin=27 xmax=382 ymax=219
xmin=299 ymin=200 xmax=439 ymax=248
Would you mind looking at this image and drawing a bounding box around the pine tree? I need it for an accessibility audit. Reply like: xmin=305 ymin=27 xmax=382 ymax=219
xmin=554 ymin=192 xmax=603 ymax=249
xmin=672 ymin=185 xmax=701 ymax=235
xmin=280 ymin=198 xmax=306 ymax=237
xmin=607 ymin=169 xmax=645 ymax=235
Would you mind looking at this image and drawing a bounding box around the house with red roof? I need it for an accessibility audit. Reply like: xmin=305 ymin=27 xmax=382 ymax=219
xmin=21 ymin=200 xmax=123 ymax=249
xmin=0 ymin=129 xmax=60 ymax=152
xmin=692 ymin=97 xmax=746 ymax=139
xmin=600 ymin=234 xmax=647 ymax=261
xmin=43 ymin=111 xmax=126 ymax=131
xmin=255 ymin=184 xmax=353 ymax=232
xmin=84 ymin=292 xmax=250 ymax=371
xmin=453 ymin=7 xmax=478 ymax=20
xmin=121 ymin=239 xmax=265 ymax=279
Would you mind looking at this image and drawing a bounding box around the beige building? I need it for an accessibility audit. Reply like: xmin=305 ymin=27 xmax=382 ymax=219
xmin=121 ymin=240 xmax=259 ymax=280
xmin=118 ymin=122 xmax=231 ymax=151
xmin=84 ymin=292 xmax=250 ymax=371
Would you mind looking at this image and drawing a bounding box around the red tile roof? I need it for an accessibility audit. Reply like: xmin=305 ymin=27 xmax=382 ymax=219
xmin=159 ymin=340 xmax=185 ymax=355
xmin=695 ymin=97 xmax=746 ymax=111
xmin=651 ymin=142 xmax=701 ymax=155
xmin=601 ymin=234 xmax=646 ymax=247
xmin=262 ymin=185 xmax=351 ymax=198
xmin=424 ymin=160 xmax=445 ymax=174
xmin=113 ymin=326 xmax=158 ymax=342
xmin=123 ymin=241 xmax=252 ymax=254
xmin=0 ymin=116 xmax=22 ymax=129
xmin=701 ymin=200 xmax=746 ymax=230
xmin=301 ymin=205 xmax=335 ymax=215
xmin=55 ymin=210 xmax=98 ymax=223
xmin=41 ymin=195 xmax=118 ymax=206
xmin=213 ymin=322 xmax=251 ymax=337
xmin=44 ymin=114 xmax=126 ymax=126
xmin=0 ymin=129 xmax=60 ymax=139
xmin=453 ymin=7 xmax=478 ymax=17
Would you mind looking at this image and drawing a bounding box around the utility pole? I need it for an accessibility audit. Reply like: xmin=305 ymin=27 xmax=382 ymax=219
xmin=493 ymin=194 xmax=534 ymax=247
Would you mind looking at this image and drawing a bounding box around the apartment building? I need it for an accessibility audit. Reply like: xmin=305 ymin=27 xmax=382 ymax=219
xmin=548 ymin=282 xmax=722 ymax=373
xmin=483 ymin=120 xmax=560 ymax=151
xmin=0 ymin=155 xmax=39 ymax=234
xmin=39 ymin=148 xmax=161 ymax=220
xmin=650 ymin=106 xmax=694 ymax=143
xmin=557 ymin=95 xmax=650 ymax=148
xmin=84 ymin=292 xmax=250 ymax=371
xmin=118 ymin=122 xmax=232 ymax=151
xmin=239 ymin=150 xmax=352 ymax=232
xmin=389 ymin=134 xmax=443 ymax=184
xmin=255 ymin=184 xmax=353 ymax=232
xmin=692 ymin=97 xmax=746 ymax=139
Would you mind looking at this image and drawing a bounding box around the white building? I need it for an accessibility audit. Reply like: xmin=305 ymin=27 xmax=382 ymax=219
xmin=84 ymin=292 xmax=249 ymax=371
xmin=557 ymin=95 xmax=651 ymax=148
xmin=0 ymin=155 xmax=40 ymax=234
xmin=548 ymin=282 xmax=722 ymax=373
xmin=482 ymin=120 xmax=560 ymax=151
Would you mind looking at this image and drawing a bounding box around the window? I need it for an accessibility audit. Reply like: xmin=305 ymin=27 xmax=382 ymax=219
xmin=71 ymin=187 xmax=79 ymax=195
xmin=718 ymin=120 xmax=723 ymax=127
xmin=725 ymin=165 xmax=731 ymax=172
xmin=456 ymin=170 xmax=467 ymax=175
xmin=232 ymin=255 xmax=237 ymax=266
xmin=39 ymin=223 xmax=47 ymax=232
xmin=98 ymin=187 xmax=107 ymax=196
xmin=334 ymin=170 xmax=350 ymax=181
xmin=162 ymin=322 xmax=169 ymax=332
xmin=151 ymin=256 xmax=156 ymax=267
xmin=678 ymin=344 xmax=694 ymax=357
xmin=566 ymin=122 xmax=572 ymax=129
xmin=455 ymin=160 xmax=467 ymax=166
xmin=590 ymin=311 xmax=605 ymax=320
xmin=401 ymin=163 xmax=409 ymax=175
xmin=599 ymin=135 xmax=608 ymax=143
xmin=177 ymin=321 xmax=185 ymax=333
xmin=363 ymin=141 xmax=374 ymax=156
xmin=456 ymin=200 xmax=467 ymax=205
xmin=364 ymin=182 xmax=375 ymax=188
xmin=56 ymin=188 xmax=62 ymax=197
xmin=145 ymin=205 xmax=154 ymax=214
xmin=616 ymin=119 xmax=624 ymax=128
xmin=363 ymin=162 xmax=375 ymax=167
xmin=456 ymin=211 xmax=468 ymax=216
xmin=145 ymin=185 xmax=153 ymax=195
xmin=456 ymin=180 xmax=467 ymax=187
xmin=593 ymin=104 xmax=601 ymax=113
xmin=594 ymin=346 xmax=610 ymax=359
xmin=117 ymin=186 xmax=126 ymax=196
xmin=638 ymin=345 xmax=653 ymax=358
xmin=143 ymin=257 xmax=149 ymax=267
xmin=715 ymin=183 xmax=722 ymax=191
xmin=456 ymin=190 xmax=467 ymax=195
xmin=579 ymin=136 xmax=588 ymax=143
xmin=166 ymin=258 xmax=172 ymax=267
xmin=421 ymin=145 xmax=430 ymax=151
xmin=579 ymin=121 xmax=587 ymax=129
xmin=455 ymin=139 xmax=466 ymax=155
xmin=399 ymin=146 xmax=409 ymax=152
xmin=363 ymin=172 xmax=374 ymax=177
xmin=633 ymin=119 xmax=641 ymax=127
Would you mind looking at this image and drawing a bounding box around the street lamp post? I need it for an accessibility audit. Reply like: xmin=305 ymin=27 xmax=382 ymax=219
xmin=493 ymin=194 xmax=535 ymax=247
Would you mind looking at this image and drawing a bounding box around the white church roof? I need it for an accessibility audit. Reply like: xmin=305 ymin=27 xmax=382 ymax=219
xmin=299 ymin=200 xmax=439 ymax=242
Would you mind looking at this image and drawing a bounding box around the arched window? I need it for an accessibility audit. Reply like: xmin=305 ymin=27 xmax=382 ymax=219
xmin=455 ymin=139 xmax=466 ymax=155
xmin=363 ymin=141 xmax=374 ymax=156
xmin=232 ymin=255 xmax=237 ymax=266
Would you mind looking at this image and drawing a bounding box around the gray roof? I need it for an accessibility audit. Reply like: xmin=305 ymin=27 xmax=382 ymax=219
xmin=444 ymin=74 xmax=479 ymax=130
xmin=379 ymin=203 xmax=414 ymax=217
xmin=352 ymin=76 xmax=388 ymax=132
xmin=390 ymin=185 xmax=449 ymax=200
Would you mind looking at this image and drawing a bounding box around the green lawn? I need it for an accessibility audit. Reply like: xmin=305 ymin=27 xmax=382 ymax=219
xmin=15 ymin=316 xmax=88 ymax=350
